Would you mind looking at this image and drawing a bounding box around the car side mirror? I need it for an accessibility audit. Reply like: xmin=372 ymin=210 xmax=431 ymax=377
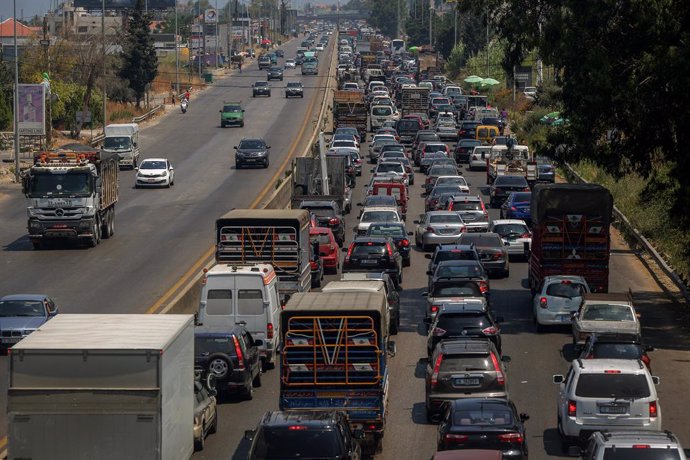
xmin=501 ymin=355 xmax=511 ymax=363
xmin=424 ymin=254 xmax=432 ymax=259
xmin=233 ymin=146 xmax=238 ymax=149
xmin=49 ymin=308 xmax=59 ymax=316
xmin=519 ymin=413 xmax=529 ymax=422
xmin=169 ymin=166 xmax=174 ymax=170
xmin=652 ymin=376 xmax=661 ymax=385
xmin=219 ymin=110 xmax=222 ymax=112
xmin=421 ymin=292 xmax=428 ymax=297
xmin=387 ymin=340 xmax=396 ymax=356
xmin=553 ymin=374 xmax=565 ymax=384
xmin=267 ymin=146 xmax=271 ymax=149
xmin=254 ymin=339 xmax=264 ymax=347
xmin=244 ymin=429 xmax=256 ymax=441
xmin=426 ymin=270 xmax=431 ymax=275
xmin=134 ymin=167 xmax=139 ymax=171
xmin=570 ymin=311 xmax=578 ymax=319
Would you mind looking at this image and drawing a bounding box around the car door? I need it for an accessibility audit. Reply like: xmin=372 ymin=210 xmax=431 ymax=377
xmin=167 ymin=160 xmax=174 ymax=182
xmin=558 ymin=368 xmax=573 ymax=423
xmin=242 ymin=330 xmax=260 ymax=378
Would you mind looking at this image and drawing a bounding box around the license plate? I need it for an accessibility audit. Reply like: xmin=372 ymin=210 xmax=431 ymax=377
xmin=454 ymin=378 xmax=480 ymax=386
xmin=557 ymin=315 xmax=570 ymax=322
xmin=600 ymin=405 xmax=627 ymax=414
xmin=147 ymin=178 xmax=157 ymax=182
xmin=361 ymin=259 xmax=378 ymax=265
xmin=1 ymin=337 xmax=21 ymax=344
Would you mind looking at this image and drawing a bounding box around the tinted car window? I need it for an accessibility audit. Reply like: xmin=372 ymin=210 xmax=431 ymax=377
xmin=434 ymin=250 xmax=477 ymax=263
xmin=239 ymin=139 xmax=266 ymax=149
xmin=492 ymin=223 xmax=529 ymax=237
xmin=575 ymin=374 xmax=651 ymax=398
xmin=352 ymin=244 xmax=386 ymax=257
xmin=377 ymin=163 xmax=404 ymax=173
xmin=195 ymin=335 xmax=235 ymax=355
xmin=602 ymin=449 xmax=681 ymax=460
xmin=206 ymin=289 xmax=232 ymax=315
xmin=440 ymin=355 xmax=491 ymax=372
xmin=494 ymin=176 xmax=528 ymax=186
xmin=436 ymin=264 xmax=483 ymax=278
xmin=369 ymin=225 xmax=405 ymax=237
xmin=429 ymin=214 xmax=462 ymax=224
xmin=425 ymin=144 xmax=447 ymax=152
xmin=510 ymin=192 xmax=531 ymax=202
xmin=304 ymin=207 xmax=336 ymax=218
xmin=431 ymin=283 xmax=483 ymax=297
xmin=238 ymin=289 xmax=264 ymax=315
xmin=437 ymin=313 xmax=488 ymax=330
xmin=361 ymin=211 xmax=397 ymax=222
xmin=453 ymin=201 xmax=481 ymax=211
xmin=591 ymin=343 xmax=644 ymax=360
xmin=582 ymin=305 xmax=634 ymax=321
xmin=459 ymin=234 xmax=502 ymax=248
xmin=546 ymin=282 xmax=586 ymax=298
xmin=453 ymin=408 xmax=513 ymax=426
xmin=253 ymin=428 xmax=342 ymax=458
xmin=396 ymin=120 xmax=419 ymax=130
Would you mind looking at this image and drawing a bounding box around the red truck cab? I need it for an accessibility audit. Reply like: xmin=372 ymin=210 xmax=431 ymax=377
xmin=370 ymin=182 xmax=408 ymax=220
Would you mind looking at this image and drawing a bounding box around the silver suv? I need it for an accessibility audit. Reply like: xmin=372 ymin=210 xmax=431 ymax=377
xmin=553 ymin=359 xmax=661 ymax=448
xmin=576 ymin=430 xmax=687 ymax=459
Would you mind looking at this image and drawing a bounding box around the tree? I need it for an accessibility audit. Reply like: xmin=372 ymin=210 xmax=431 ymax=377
xmin=0 ymin=60 xmax=13 ymax=130
xmin=119 ymin=0 xmax=158 ymax=108
xmin=368 ymin=0 xmax=402 ymax=38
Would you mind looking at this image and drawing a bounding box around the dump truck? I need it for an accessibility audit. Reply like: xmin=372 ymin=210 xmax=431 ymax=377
xmin=8 ymin=314 xmax=195 ymax=460
xmin=215 ymin=209 xmax=312 ymax=295
xmin=103 ymin=123 xmax=140 ymax=169
xmin=22 ymin=148 xmax=118 ymax=249
xmin=333 ymin=90 xmax=368 ymax=141
xmin=400 ymin=86 xmax=430 ymax=116
xmin=527 ymin=183 xmax=613 ymax=293
xmin=279 ymin=291 xmax=395 ymax=453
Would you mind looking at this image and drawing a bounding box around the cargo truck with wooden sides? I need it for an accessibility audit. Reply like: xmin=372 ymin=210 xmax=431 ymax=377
xmin=279 ymin=291 xmax=395 ymax=453
xmin=400 ymin=86 xmax=430 ymax=117
xmin=22 ymin=148 xmax=118 ymax=249
xmin=527 ymin=183 xmax=613 ymax=293
xmin=333 ymin=90 xmax=368 ymax=141
xmin=8 ymin=314 xmax=195 ymax=460
xmin=215 ymin=209 xmax=312 ymax=295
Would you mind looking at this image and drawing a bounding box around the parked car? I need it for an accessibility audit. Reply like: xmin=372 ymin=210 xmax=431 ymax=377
xmin=245 ymin=411 xmax=364 ymax=460
xmin=579 ymin=332 xmax=654 ymax=371
xmin=532 ymin=275 xmax=590 ymax=331
xmin=426 ymin=339 xmax=510 ymax=421
xmin=194 ymin=325 xmax=263 ymax=399
xmin=414 ymin=211 xmax=467 ymax=251
xmin=456 ymin=233 xmax=510 ymax=278
xmin=489 ymin=219 xmax=531 ymax=258
xmin=234 ymin=138 xmax=271 ymax=169
xmin=436 ymin=398 xmax=529 ymax=459
xmin=193 ymin=377 xmax=218 ymax=451
xmin=366 ymin=222 xmax=412 ymax=266
xmin=489 ymin=175 xmax=530 ymax=208
xmin=0 ymin=294 xmax=58 ymax=352
xmin=135 ymin=158 xmax=175 ymax=188
xmin=499 ymin=192 xmax=532 ymax=223
xmin=553 ymin=359 xmax=661 ymax=448
xmin=342 ymin=236 xmax=404 ymax=287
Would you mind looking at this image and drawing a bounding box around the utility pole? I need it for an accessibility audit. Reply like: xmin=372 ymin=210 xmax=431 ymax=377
xmin=454 ymin=6 xmax=457 ymax=47
xmin=429 ymin=4 xmax=433 ymax=50
xmin=13 ymin=0 xmax=19 ymax=183
xmin=175 ymin=0 xmax=179 ymax=94
xmin=198 ymin=1 xmax=202 ymax=79
xmin=485 ymin=4 xmax=489 ymax=76
xmin=41 ymin=18 xmax=51 ymax=148
xmin=102 ymin=0 xmax=107 ymax=129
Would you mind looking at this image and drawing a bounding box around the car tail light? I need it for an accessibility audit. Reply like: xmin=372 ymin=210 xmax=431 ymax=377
xmin=233 ymin=335 xmax=246 ymax=370
xmin=649 ymin=401 xmax=658 ymax=418
xmin=310 ymin=260 xmax=318 ymax=270
xmin=490 ymin=352 xmax=505 ymax=385
xmin=520 ymin=232 xmax=531 ymax=238
xmin=432 ymin=327 xmax=446 ymax=337
xmin=633 ymin=445 xmax=651 ymax=449
xmin=641 ymin=354 xmax=651 ymax=367
xmin=510 ymin=206 xmax=518 ymax=211
xmin=329 ymin=217 xmax=340 ymax=226
xmin=523 ymin=187 xmax=531 ymax=192
xmin=430 ymin=304 xmax=441 ymax=313
xmin=267 ymin=323 xmax=274 ymax=340
xmin=478 ymin=281 xmax=489 ymax=293
xmin=444 ymin=433 xmax=468 ymax=443
xmin=480 ymin=200 xmax=489 ymax=217
xmin=426 ymin=226 xmax=436 ymax=234
xmin=567 ymin=400 xmax=577 ymax=416
xmin=447 ymin=202 xmax=454 ymax=211
xmin=498 ymin=432 xmax=523 ymax=443
xmin=289 ymin=425 xmax=308 ymax=430
xmin=345 ymin=243 xmax=354 ymax=261
xmin=491 ymin=252 xmax=503 ymax=260
xmin=539 ymin=297 xmax=548 ymax=308
xmin=430 ymin=354 xmax=443 ymax=389
xmin=398 ymin=239 xmax=410 ymax=247
xmin=386 ymin=243 xmax=394 ymax=257
xmin=482 ymin=326 xmax=499 ymax=336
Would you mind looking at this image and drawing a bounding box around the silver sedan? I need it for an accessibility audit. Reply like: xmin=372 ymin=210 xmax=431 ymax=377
xmin=414 ymin=211 xmax=466 ymax=251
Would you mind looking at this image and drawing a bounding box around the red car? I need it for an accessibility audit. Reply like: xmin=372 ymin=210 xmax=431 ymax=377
xmin=309 ymin=227 xmax=339 ymax=274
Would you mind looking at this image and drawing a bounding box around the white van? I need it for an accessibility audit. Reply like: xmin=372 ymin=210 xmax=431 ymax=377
xmin=197 ymin=263 xmax=281 ymax=369
xmin=370 ymin=105 xmax=399 ymax=130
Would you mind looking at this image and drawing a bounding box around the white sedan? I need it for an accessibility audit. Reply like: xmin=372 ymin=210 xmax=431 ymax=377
xmin=284 ymin=59 xmax=296 ymax=69
xmin=532 ymin=275 xmax=589 ymax=331
xmin=135 ymin=158 xmax=175 ymax=188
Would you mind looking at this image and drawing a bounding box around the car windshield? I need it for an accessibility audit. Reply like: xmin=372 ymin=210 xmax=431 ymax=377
xmin=546 ymin=281 xmax=587 ymax=298
xmin=368 ymin=225 xmax=405 ymax=237
xmin=582 ymin=304 xmax=634 ymax=321
xmin=453 ymin=408 xmax=513 ymax=426
xmin=431 ymin=283 xmax=483 ymax=297
xmin=103 ymin=136 xmax=131 ymax=150
xmin=436 ymin=264 xmax=483 ymax=278
xmin=239 ymin=140 xmax=266 ymax=149
xmin=602 ymin=449 xmax=681 ymax=460
xmin=140 ymin=161 xmax=167 ymax=169
xmin=0 ymin=300 xmax=45 ymax=317
xmin=252 ymin=428 xmax=342 ymax=458
xmin=459 ymin=235 xmax=502 ymax=248
xmin=361 ymin=211 xmax=397 ymax=222
xmin=305 ymin=207 xmax=335 ymax=218
xmin=194 ymin=335 xmax=233 ymax=355
xmin=255 ymin=82 xmax=268 ymax=87
xmin=575 ymin=374 xmax=651 ymax=398
xmin=223 ymin=105 xmax=241 ymax=112
xmin=352 ymin=243 xmax=386 ymax=256
xmin=429 ymin=214 xmax=462 ymax=224
xmin=493 ymin=223 xmax=529 ymax=237
xmin=29 ymin=172 xmax=91 ymax=197
xmin=591 ymin=343 xmax=644 ymax=360
xmin=287 ymin=83 xmax=301 ymax=88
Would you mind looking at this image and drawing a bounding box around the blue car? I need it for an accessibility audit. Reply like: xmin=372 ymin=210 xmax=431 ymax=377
xmin=0 ymin=294 xmax=59 ymax=351
xmin=500 ymin=191 xmax=532 ymax=224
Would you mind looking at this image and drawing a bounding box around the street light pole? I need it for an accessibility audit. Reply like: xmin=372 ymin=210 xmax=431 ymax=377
xmin=13 ymin=0 xmax=19 ymax=183
xmin=175 ymin=0 xmax=179 ymax=94
xmin=102 ymin=0 xmax=107 ymax=129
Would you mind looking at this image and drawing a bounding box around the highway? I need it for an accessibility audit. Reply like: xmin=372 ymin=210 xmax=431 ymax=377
xmin=1 ymin=33 xmax=690 ymax=459
xmin=0 ymin=36 xmax=335 ymax=445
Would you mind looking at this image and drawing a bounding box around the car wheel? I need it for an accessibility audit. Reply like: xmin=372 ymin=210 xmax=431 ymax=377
xmin=194 ymin=423 xmax=206 ymax=451
xmin=503 ymin=267 xmax=510 ymax=278
xmin=207 ymin=354 xmax=232 ymax=380
xmin=264 ymin=158 xmax=269 ymax=168
xmin=31 ymin=240 xmax=44 ymax=250
xmin=536 ymin=321 xmax=545 ymax=333
xmin=209 ymin=414 xmax=218 ymax=434
xmin=390 ymin=319 xmax=399 ymax=335
xmin=240 ymin=122 xmax=244 ymax=127
xmin=244 ymin=379 xmax=254 ymax=400
xmin=252 ymin=368 xmax=262 ymax=388
xmin=301 ymin=94 xmax=304 ymax=98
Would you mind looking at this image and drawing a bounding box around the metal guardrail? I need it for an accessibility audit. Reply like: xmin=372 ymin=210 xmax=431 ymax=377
xmin=89 ymin=104 xmax=164 ymax=147
xmin=563 ymin=162 xmax=690 ymax=302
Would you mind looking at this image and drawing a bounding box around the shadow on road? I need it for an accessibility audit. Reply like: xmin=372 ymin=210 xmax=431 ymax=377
xmin=542 ymin=428 xmax=569 ymax=458
xmin=411 ymin=401 xmax=432 ymax=426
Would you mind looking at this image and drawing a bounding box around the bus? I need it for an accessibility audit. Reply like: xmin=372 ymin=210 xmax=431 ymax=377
xmin=391 ymin=39 xmax=405 ymax=55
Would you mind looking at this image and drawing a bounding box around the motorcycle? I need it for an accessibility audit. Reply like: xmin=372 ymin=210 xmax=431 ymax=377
xmin=180 ymin=98 xmax=188 ymax=114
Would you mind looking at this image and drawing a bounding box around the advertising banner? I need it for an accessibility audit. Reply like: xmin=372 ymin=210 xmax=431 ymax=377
xmin=204 ymin=9 xmax=218 ymax=24
xmin=17 ymin=84 xmax=45 ymax=136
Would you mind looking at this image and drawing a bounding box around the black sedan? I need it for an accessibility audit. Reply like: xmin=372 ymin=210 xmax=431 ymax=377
xmin=365 ymin=222 xmax=413 ymax=266
xmin=342 ymin=237 xmax=403 ymax=287
xmin=437 ymin=398 xmax=529 ymax=459
xmin=266 ymin=66 xmax=284 ymax=81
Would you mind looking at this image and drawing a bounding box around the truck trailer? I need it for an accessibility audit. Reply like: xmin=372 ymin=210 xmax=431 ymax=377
xmin=8 ymin=314 xmax=195 ymax=460
xmin=333 ymin=90 xmax=368 ymax=141
xmin=22 ymin=148 xmax=118 ymax=249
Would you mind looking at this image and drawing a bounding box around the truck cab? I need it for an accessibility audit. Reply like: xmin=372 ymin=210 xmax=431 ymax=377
xmin=197 ymin=264 xmax=281 ymax=370
xmin=103 ymin=123 xmax=140 ymax=169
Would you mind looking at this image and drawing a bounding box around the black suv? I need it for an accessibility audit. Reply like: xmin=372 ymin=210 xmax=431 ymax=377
xmin=266 ymin=66 xmax=284 ymax=81
xmin=428 ymin=260 xmax=489 ymax=295
xmin=457 ymin=120 xmax=481 ymax=140
xmin=425 ymin=244 xmax=480 ymax=290
xmin=234 ymin=138 xmax=271 ymax=169
xmin=342 ymin=237 xmax=403 ymax=288
xmin=489 ymin=175 xmax=530 ymax=208
xmin=365 ymin=222 xmax=412 ymax=266
xmin=285 ymin=82 xmax=304 ymax=98
xmin=298 ymin=200 xmax=345 ymax=245
xmin=245 ymin=410 xmax=364 ymax=460
xmin=579 ymin=332 xmax=654 ymax=371
xmin=252 ymin=81 xmax=271 ymax=97
xmin=425 ymin=339 xmax=511 ymax=422
xmin=194 ymin=325 xmax=263 ymax=399
xmin=425 ymin=301 xmax=504 ymax=355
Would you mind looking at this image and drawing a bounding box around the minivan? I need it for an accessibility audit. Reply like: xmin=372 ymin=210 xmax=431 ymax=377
xmin=197 ymin=264 xmax=280 ymax=370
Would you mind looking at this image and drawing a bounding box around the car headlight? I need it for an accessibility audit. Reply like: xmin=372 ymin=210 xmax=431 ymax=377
xmin=81 ymin=206 xmax=95 ymax=216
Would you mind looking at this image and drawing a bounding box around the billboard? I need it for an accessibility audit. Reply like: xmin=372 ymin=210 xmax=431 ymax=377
xmin=74 ymin=0 xmax=176 ymax=9
xmin=17 ymin=85 xmax=45 ymax=136
xmin=204 ymin=9 xmax=218 ymax=24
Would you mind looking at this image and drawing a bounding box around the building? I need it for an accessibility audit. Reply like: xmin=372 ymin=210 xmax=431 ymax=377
xmin=0 ymin=18 xmax=40 ymax=47
xmin=44 ymin=2 xmax=122 ymax=38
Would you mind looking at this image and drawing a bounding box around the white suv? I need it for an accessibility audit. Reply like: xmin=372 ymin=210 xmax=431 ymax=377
xmin=553 ymin=359 xmax=661 ymax=447
xmin=577 ymin=430 xmax=687 ymax=459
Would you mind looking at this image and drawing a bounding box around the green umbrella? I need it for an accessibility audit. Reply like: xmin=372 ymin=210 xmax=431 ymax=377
xmin=408 ymin=46 xmax=419 ymax=51
xmin=464 ymin=75 xmax=483 ymax=84
xmin=481 ymin=77 xmax=500 ymax=86
xmin=539 ymin=111 xmax=563 ymax=126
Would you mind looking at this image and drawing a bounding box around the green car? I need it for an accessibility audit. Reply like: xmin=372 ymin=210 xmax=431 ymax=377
xmin=219 ymin=102 xmax=245 ymax=128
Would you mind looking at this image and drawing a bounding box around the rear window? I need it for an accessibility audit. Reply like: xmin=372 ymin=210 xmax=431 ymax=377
xmin=492 ymin=223 xmax=529 ymax=237
xmin=575 ymin=374 xmax=651 ymax=398
xmin=511 ymin=192 xmax=531 ymax=202
xmin=253 ymin=428 xmax=342 ymax=458
xmin=437 ymin=313 xmax=488 ymax=330
xmin=377 ymin=163 xmax=404 ymax=173
xmin=434 ymin=250 xmax=477 ymax=264
xmin=397 ymin=120 xmax=420 ymax=130
xmin=437 ymin=177 xmax=466 ymax=187
xmin=372 ymin=106 xmax=392 ymax=116
xmin=582 ymin=305 xmax=634 ymax=321
xmin=459 ymin=234 xmax=502 ymax=248
xmin=425 ymin=144 xmax=447 ymax=152
xmin=602 ymin=448 xmax=681 ymax=460
xmin=195 ymin=335 xmax=234 ymax=355
xmin=352 ymin=244 xmax=386 ymax=256
xmin=440 ymin=355 xmax=491 ymax=372
xmin=436 ymin=264 xmax=483 ymax=279
xmin=238 ymin=289 xmax=263 ymax=315
xmin=369 ymin=225 xmax=405 ymax=237
xmin=429 ymin=214 xmax=462 ymax=224
xmin=303 ymin=206 xmax=336 ymax=218
xmin=546 ymin=282 xmax=586 ymax=298
xmin=453 ymin=201 xmax=481 ymax=211
xmin=361 ymin=211 xmax=397 ymax=222
xmin=311 ymin=234 xmax=331 ymax=245
xmin=205 ymin=289 xmax=232 ymax=315
xmin=453 ymin=408 xmax=513 ymax=426
xmin=591 ymin=343 xmax=644 ymax=360
xmin=495 ymin=176 xmax=528 ymax=187
xmin=431 ymin=283 xmax=483 ymax=297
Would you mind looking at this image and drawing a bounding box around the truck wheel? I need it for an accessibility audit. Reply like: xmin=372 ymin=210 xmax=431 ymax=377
xmin=207 ymin=354 xmax=232 ymax=380
xmin=88 ymin=219 xmax=101 ymax=247
xmin=31 ymin=240 xmax=44 ymax=250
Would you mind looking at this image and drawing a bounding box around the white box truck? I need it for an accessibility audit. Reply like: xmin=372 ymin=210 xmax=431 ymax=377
xmin=103 ymin=123 xmax=140 ymax=169
xmin=8 ymin=314 xmax=195 ymax=460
